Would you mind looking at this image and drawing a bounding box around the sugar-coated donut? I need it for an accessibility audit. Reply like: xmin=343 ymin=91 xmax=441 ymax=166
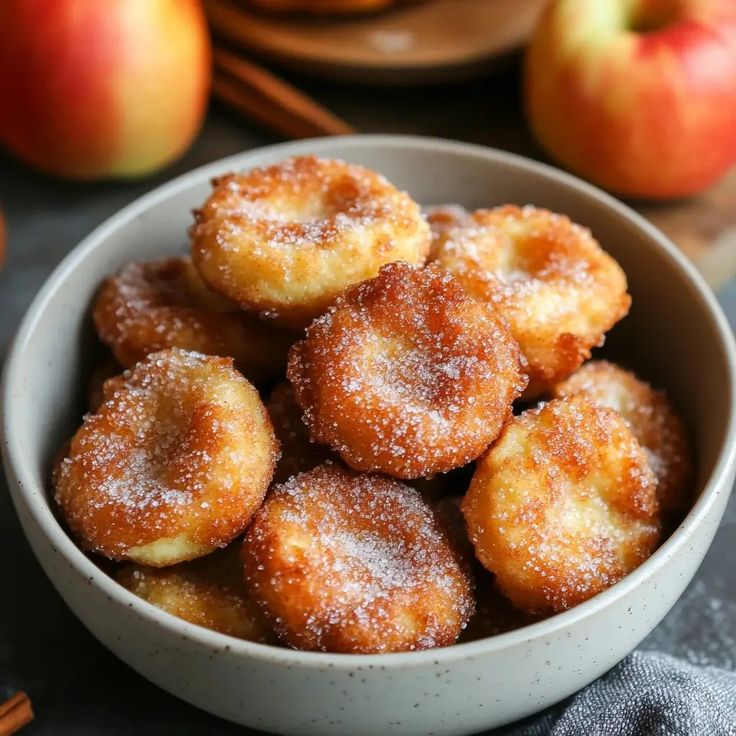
xmin=266 ymin=381 xmax=333 ymax=484
xmin=116 ymin=545 xmax=277 ymax=642
xmin=243 ymin=463 xmax=474 ymax=653
xmin=287 ymin=262 xmax=526 ymax=479
xmin=190 ymin=156 xmax=430 ymax=328
xmin=93 ymin=256 xmax=294 ymax=383
xmin=552 ymin=361 xmax=692 ymax=520
xmin=433 ymin=206 xmax=630 ymax=397
xmin=55 ymin=349 xmax=278 ymax=566
xmin=462 ymin=395 xmax=659 ymax=613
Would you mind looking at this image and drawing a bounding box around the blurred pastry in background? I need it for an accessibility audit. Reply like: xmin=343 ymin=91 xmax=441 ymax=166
xmin=246 ymin=0 xmax=417 ymax=15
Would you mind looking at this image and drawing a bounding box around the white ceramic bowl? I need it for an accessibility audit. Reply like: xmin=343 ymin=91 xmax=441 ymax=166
xmin=3 ymin=136 xmax=735 ymax=736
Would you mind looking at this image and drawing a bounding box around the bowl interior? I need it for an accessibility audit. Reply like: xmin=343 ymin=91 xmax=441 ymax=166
xmin=4 ymin=136 xmax=734 ymax=642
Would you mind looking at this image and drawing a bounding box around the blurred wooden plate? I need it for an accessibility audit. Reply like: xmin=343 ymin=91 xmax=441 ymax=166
xmin=205 ymin=0 xmax=547 ymax=84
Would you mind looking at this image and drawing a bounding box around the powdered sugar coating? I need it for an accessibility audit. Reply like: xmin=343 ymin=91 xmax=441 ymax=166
xmin=93 ymin=256 xmax=294 ymax=384
xmin=243 ymin=463 xmax=474 ymax=653
xmin=190 ymin=156 xmax=430 ymax=328
xmin=54 ymin=348 xmax=278 ymax=566
xmin=462 ymin=394 xmax=660 ymax=613
xmin=553 ymin=360 xmax=692 ymax=521
xmin=117 ymin=545 xmax=277 ymax=642
xmin=287 ymin=261 xmax=526 ymax=479
xmin=432 ymin=205 xmax=631 ymax=397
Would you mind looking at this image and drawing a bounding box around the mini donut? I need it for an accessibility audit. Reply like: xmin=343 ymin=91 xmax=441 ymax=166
xmin=432 ymin=205 xmax=631 ymax=397
xmin=462 ymin=395 xmax=660 ymax=613
xmin=266 ymin=381 xmax=333 ymax=484
xmin=55 ymin=348 xmax=278 ymax=567
xmin=424 ymin=204 xmax=470 ymax=260
xmin=93 ymin=256 xmax=294 ymax=383
xmin=552 ymin=361 xmax=692 ymax=520
xmin=243 ymin=463 xmax=474 ymax=653
xmin=117 ymin=545 xmax=277 ymax=642
xmin=190 ymin=156 xmax=430 ymax=328
xmin=287 ymin=262 xmax=526 ymax=479
xmin=88 ymin=356 xmax=124 ymax=413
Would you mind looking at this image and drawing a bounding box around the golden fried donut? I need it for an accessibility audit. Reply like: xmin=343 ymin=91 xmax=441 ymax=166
xmin=55 ymin=349 xmax=278 ymax=566
xmin=191 ymin=156 xmax=430 ymax=328
xmin=93 ymin=256 xmax=294 ymax=383
xmin=243 ymin=463 xmax=474 ymax=653
xmin=266 ymin=381 xmax=333 ymax=484
xmin=117 ymin=546 xmax=277 ymax=642
xmin=552 ymin=361 xmax=692 ymax=520
xmin=287 ymin=262 xmax=526 ymax=478
xmin=462 ymin=395 xmax=660 ymax=613
xmin=424 ymin=204 xmax=469 ymax=260
xmin=433 ymin=206 xmax=631 ymax=397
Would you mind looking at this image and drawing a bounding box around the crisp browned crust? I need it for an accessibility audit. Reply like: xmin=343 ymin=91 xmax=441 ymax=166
xmin=432 ymin=205 xmax=631 ymax=397
xmin=116 ymin=545 xmax=277 ymax=642
xmin=190 ymin=156 xmax=430 ymax=328
xmin=287 ymin=262 xmax=526 ymax=478
xmin=92 ymin=256 xmax=294 ymax=383
xmin=552 ymin=361 xmax=693 ymax=520
xmin=266 ymin=381 xmax=334 ymax=484
xmin=243 ymin=463 xmax=474 ymax=653
xmin=54 ymin=349 xmax=278 ymax=566
xmin=462 ymin=395 xmax=660 ymax=614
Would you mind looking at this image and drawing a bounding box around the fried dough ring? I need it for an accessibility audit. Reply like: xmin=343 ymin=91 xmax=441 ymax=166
xmin=433 ymin=206 xmax=631 ymax=397
xmin=288 ymin=262 xmax=526 ymax=478
xmin=462 ymin=395 xmax=660 ymax=613
xmin=116 ymin=545 xmax=277 ymax=642
xmin=266 ymin=381 xmax=333 ymax=484
xmin=552 ymin=361 xmax=692 ymax=520
xmin=55 ymin=349 xmax=278 ymax=566
xmin=191 ymin=156 xmax=430 ymax=328
xmin=243 ymin=463 xmax=474 ymax=653
xmin=93 ymin=256 xmax=294 ymax=383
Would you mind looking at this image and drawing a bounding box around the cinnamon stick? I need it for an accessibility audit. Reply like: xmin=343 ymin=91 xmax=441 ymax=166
xmin=0 ymin=692 xmax=33 ymax=736
xmin=212 ymin=48 xmax=355 ymax=139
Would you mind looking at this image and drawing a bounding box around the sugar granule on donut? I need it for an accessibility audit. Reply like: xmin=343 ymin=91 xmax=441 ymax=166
xmin=55 ymin=348 xmax=278 ymax=567
xmin=432 ymin=205 xmax=631 ymax=397
xmin=93 ymin=256 xmax=294 ymax=383
xmin=462 ymin=394 xmax=660 ymax=613
xmin=287 ymin=261 xmax=526 ymax=478
xmin=190 ymin=156 xmax=430 ymax=328
xmin=117 ymin=544 xmax=277 ymax=642
xmin=553 ymin=360 xmax=692 ymax=520
xmin=243 ymin=463 xmax=474 ymax=653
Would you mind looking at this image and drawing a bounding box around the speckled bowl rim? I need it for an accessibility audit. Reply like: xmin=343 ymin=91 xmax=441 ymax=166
xmin=3 ymin=135 xmax=736 ymax=670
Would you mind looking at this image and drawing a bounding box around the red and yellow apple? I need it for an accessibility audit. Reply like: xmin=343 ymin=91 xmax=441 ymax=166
xmin=0 ymin=0 xmax=211 ymax=179
xmin=525 ymin=0 xmax=736 ymax=199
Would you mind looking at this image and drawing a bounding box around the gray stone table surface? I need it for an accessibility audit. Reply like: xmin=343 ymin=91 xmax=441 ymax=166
xmin=1 ymin=72 xmax=735 ymax=734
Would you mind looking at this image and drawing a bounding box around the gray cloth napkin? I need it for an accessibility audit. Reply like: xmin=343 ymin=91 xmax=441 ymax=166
xmin=504 ymin=651 xmax=736 ymax=736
